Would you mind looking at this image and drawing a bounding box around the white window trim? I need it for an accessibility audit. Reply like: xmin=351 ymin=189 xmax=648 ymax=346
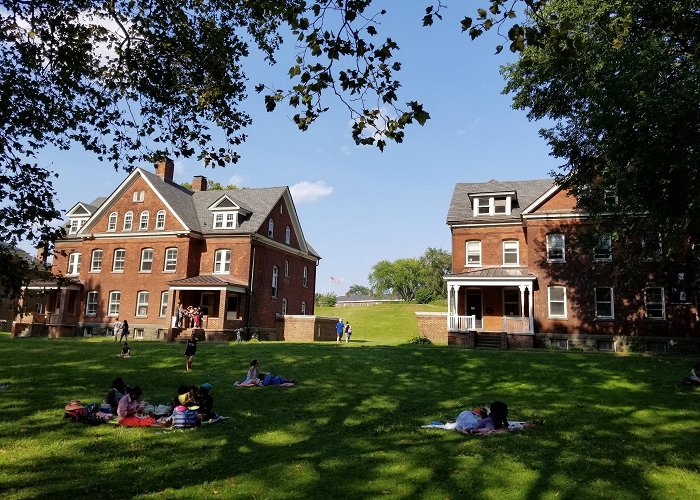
xmin=90 ymin=249 xmax=103 ymax=272
xmin=155 ymin=210 xmax=166 ymax=230
xmin=107 ymin=212 xmax=117 ymax=232
xmin=123 ymin=211 xmax=133 ymax=231
xmin=135 ymin=291 xmax=149 ymax=317
xmin=502 ymin=240 xmax=520 ymax=267
xmin=268 ymin=218 xmax=274 ymax=238
xmin=140 ymin=248 xmax=154 ymax=273
xmin=213 ymin=249 xmax=231 ymax=274
xmin=593 ymin=234 xmax=613 ymax=262
xmin=164 ymin=248 xmax=178 ymax=272
xmin=548 ymin=286 xmax=568 ymax=319
xmin=547 ymin=233 xmax=566 ymax=263
xmin=473 ymin=196 xmax=512 ymax=216
xmin=112 ymin=249 xmax=125 ymax=273
xmin=644 ymin=287 xmax=666 ymax=319
xmin=285 ymin=226 xmax=291 ymax=244
xmin=108 ymin=291 xmax=121 ymax=316
xmin=272 ymin=266 xmax=278 ymax=298
xmin=139 ymin=211 xmax=149 ymax=231
xmin=466 ymin=240 xmax=482 ymax=267
xmin=594 ymin=287 xmax=615 ymax=319
xmin=85 ymin=291 xmax=98 ymax=316
xmin=67 ymin=252 xmax=81 ymax=275
xmin=159 ymin=291 xmax=169 ymax=317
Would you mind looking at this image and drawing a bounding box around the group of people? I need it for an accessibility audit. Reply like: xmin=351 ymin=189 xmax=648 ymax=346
xmin=105 ymin=377 xmax=218 ymax=427
xmin=176 ymin=303 xmax=204 ymax=330
xmin=112 ymin=317 xmax=130 ymax=342
xmin=336 ymin=318 xmax=352 ymax=343
xmin=234 ymin=359 xmax=296 ymax=386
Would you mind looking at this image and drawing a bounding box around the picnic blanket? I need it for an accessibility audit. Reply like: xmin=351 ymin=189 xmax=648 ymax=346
xmin=421 ymin=421 xmax=529 ymax=434
xmin=234 ymin=380 xmax=295 ymax=387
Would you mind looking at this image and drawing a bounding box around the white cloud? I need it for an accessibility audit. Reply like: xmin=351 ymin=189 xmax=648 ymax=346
xmin=228 ymin=174 xmax=245 ymax=187
xmin=290 ymin=181 xmax=333 ymax=203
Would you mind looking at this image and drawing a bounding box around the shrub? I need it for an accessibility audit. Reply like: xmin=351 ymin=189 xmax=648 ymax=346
xmin=406 ymin=335 xmax=432 ymax=345
xmin=414 ymin=288 xmax=434 ymax=304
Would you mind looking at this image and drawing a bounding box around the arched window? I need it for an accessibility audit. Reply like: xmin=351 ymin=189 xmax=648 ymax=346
xmin=123 ymin=211 xmax=133 ymax=231
xmin=268 ymin=218 xmax=274 ymax=238
xmin=107 ymin=212 xmax=118 ymax=231
xmin=155 ymin=210 xmax=166 ymax=230
xmin=271 ymin=266 xmax=278 ymax=297
xmin=139 ymin=211 xmax=149 ymax=230
xmin=285 ymin=226 xmax=291 ymax=244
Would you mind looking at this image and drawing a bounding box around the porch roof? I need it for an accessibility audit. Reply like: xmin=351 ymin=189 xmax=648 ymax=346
xmin=168 ymin=275 xmax=248 ymax=293
xmin=24 ymin=278 xmax=83 ymax=290
xmin=445 ymin=267 xmax=536 ymax=286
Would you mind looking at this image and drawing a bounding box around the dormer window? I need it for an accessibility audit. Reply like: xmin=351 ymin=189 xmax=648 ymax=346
xmin=471 ymin=192 xmax=515 ymax=216
xmin=68 ymin=218 xmax=86 ymax=235
xmin=208 ymin=195 xmax=250 ymax=230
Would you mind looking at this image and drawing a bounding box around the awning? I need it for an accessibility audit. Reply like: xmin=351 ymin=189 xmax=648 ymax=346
xmin=168 ymin=275 xmax=248 ymax=293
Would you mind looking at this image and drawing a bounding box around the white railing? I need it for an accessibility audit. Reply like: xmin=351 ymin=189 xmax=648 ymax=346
xmin=448 ymin=315 xmax=476 ymax=331
xmin=503 ymin=316 xmax=531 ymax=334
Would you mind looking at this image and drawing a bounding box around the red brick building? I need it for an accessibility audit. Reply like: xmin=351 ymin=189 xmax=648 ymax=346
xmin=14 ymin=159 xmax=320 ymax=340
xmin=443 ymin=179 xmax=699 ymax=352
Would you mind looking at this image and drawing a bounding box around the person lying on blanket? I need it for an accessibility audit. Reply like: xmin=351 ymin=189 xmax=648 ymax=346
xmin=235 ymin=373 xmax=296 ymax=386
xmin=457 ymin=401 xmax=509 ymax=434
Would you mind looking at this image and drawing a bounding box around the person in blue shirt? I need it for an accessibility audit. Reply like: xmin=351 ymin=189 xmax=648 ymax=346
xmin=336 ymin=318 xmax=344 ymax=343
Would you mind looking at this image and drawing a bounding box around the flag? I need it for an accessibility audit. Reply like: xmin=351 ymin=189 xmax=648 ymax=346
xmin=330 ymin=276 xmax=342 ymax=284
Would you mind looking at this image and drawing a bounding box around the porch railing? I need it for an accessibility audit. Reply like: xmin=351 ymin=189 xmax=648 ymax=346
xmin=448 ymin=314 xmax=476 ymax=331
xmin=503 ymin=316 xmax=531 ymax=334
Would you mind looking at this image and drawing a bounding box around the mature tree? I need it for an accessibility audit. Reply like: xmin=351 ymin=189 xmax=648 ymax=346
xmin=499 ymin=0 xmax=700 ymax=290
xmin=346 ymin=284 xmax=372 ymax=296
xmin=180 ymin=180 xmax=238 ymax=191
xmin=419 ymin=247 xmax=451 ymax=300
xmin=314 ymin=292 xmax=337 ymax=307
xmin=368 ymin=258 xmax=424 ymax=302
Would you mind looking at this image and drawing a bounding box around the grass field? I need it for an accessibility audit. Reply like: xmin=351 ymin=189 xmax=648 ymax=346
xmin=1 ymin=310 xmax=699 ymax=499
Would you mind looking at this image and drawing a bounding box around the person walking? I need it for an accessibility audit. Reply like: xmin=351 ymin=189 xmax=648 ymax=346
xmin=336 ymin=318 xmax=344 ymax=343
xmin=344 ymin=322 xmax=352 ymax=343
xmin=184 ymin=332 xmax=197 ymax=371
xmin=119 ymin=319 xmax=129 ymax=342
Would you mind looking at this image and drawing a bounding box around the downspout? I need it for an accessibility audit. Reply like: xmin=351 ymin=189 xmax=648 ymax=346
xmin=245 ymin=239 xmax=255 ymax=331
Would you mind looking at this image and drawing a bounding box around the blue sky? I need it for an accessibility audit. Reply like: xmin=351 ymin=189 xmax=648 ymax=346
xmin=23 ymin=3 xmax=560 ymax=294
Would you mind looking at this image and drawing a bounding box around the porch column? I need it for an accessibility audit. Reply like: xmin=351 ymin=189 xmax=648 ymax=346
xmin=454 ymin=285 xmax=460 ymax=317
xmin=528 ymin=285 xmax=534 ymax=333
xmin=518 ymin=285 xmax=526 ymax=317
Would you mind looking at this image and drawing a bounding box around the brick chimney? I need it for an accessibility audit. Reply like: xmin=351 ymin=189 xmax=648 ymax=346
xmin=192 ymin=175 xmax=208 ymax=192
xmin=154 ymin=157 xmax=174 ymax=182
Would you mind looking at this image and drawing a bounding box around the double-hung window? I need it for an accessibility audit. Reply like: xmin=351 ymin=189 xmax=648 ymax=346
xmin=67 ymin=252 xmax=81 ymax=275
xmin=594 ymin=234 xmax=612 ymax=261
xmin=113 ymin=249 xmax=125 ymax=272
xmin=213 ymin=249 xmax=231 ymax=274
xmin=284 ymin=259 xmax=289 ymax=277
xmin=268 ymin=218 xmax=274 ymax=238
xmin=285 ymin=226 xmax=291 ymax=244
xmin=272 ymin=266 xmax=278 ymax=297
xmin=547 ymin=233 xmax=565 ymax=262
xmin=466 ymin=241 xmax=482 ymax=267
xmin=123 ymin=211 xmax=133 ymax=231
xmin=140 ymin=248 xmax=154 ymax=272
xmin=90 ymin=249 xmax=103 ymax=272
xmin=548 ymin=286 xmax=567 ymax=318
xmin=136 ymin=291 xmax=149 ymax=317
xmin=85 ymin=291 xmax=98 ymax=316
xmin=107 ymin=212 xmax=117 ymax=232
xmin=303 ymin=266 xmax=308 ymax=287
xmin=502 ymin=240 xmax=519 ymax=266
xmin=108 ymin=291 xmax=121 ymax=316
xmin=644 ymin=287 xmax=665 ymax=319
xmin=164 ymin=248 xmax=178 ymax=272
xmin=139 ymin=211 xmax=149 ymax=231
xmin=159 ymin=291 xmax=169 ymax=317
xmin=155 ymin=210 xmax=166 ymax=230
xmin=594 ymin=287 xmax=614 ymax=319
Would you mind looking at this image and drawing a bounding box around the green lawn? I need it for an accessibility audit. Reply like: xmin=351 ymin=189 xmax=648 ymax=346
xmin=316 ymin=302 xmax=446 ymax=344
xmin=0 ymin=332 xmax=698 ymax=499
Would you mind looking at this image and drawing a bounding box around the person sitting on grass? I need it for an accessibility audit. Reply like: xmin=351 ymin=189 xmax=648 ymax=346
xmin=245 ymin=359 xmax=259 ymax=383
xmin=106 ymin=378 xmax=128 ymax=413
xmin=195 ymin=383 xmax=216 ymax=420
xmin=457 ymin=401 xmax=509 ymax=434
xmin=682 ymin=362 xmax=700 ymax=387
xmin=117 ymin=386 xmax=158 ymax=427
xmin=117 ymin=342 xmax=131 ymax=358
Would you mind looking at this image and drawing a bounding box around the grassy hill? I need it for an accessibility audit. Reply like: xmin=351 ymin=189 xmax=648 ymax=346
xmin=315 ymin=302 xmax=446 ymax=345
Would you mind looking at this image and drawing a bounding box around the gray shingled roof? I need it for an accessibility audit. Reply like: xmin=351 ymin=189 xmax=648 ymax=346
xmin=140 ymin=168 xmax=202 ymax=232
xmin=446 ymin=179 xmax=555 ymax=225
xmin=191 ymin=186 xmax=287 ymax=235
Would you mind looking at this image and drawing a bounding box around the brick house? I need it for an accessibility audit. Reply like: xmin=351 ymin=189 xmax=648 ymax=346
xmin=441 ymin=179 xmax=699 ymax=352
xmin=13 ymin=159 xmax=320 ymax=340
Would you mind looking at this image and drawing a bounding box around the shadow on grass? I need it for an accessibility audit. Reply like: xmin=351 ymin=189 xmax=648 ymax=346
xmin=0 ymin=338 xmax=698 ymax=498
